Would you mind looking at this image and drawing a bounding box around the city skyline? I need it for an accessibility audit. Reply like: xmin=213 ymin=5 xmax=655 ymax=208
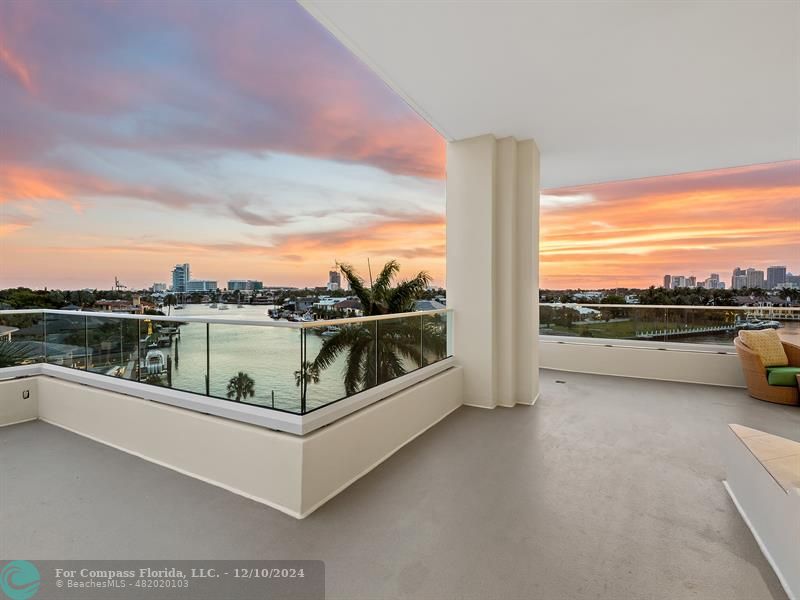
xmin=1 ymin=3 xmax=798 ymax=290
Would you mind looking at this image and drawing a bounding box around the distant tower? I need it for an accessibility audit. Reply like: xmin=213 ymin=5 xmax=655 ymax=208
xmin=172 ymin=263 xmax=190 ymax=293
xmin=327 ymin=268 xmax=342 ymax=291
xmin=731 ymin=267 xmax=744 ymax=290
xmin=767 ymin=266 xmax=787 ymax=290
xmin=663 ymin=274 xmax=671 ymax=289
xmin=745 ymin=268 xmax=765 ymax=289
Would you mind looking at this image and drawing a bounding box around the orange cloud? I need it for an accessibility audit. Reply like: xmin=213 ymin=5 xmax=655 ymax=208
xmin=0 ymin=163 xmax=214 ymax=212
xmin=0 ymin=222 xmax=30 ymax=237
xmin=540 ymin=161 xmax=800 ymax=288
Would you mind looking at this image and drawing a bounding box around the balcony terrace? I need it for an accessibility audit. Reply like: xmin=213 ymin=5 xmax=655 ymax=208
xmin=2 ymin=370 xmax=797 ymax=599
xmin=2 ymin=1 xmax=799 ymax=598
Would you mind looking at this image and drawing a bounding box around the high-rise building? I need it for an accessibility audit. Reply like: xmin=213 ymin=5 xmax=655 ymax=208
xmin=228 ymin=280 xmax=264 ymax=292
xmin=662 ymin=274 xmax=672 ymax=289
xmin=171 ymin=263 xmax=190 ymax=293
xmin=672 ymin=275 xmax=686 ymax=288
xmin=733 ymin=274 xmax=747 ymax=290
xmin=686 ymin=276 xmax=696 ymax=287
xmin=766 ymin=266 xmax=787 ymax=290
xmin=186 ymin=280 xmax=217 ymax=292
xmin=731 ymin=267 xmax=744 ymax=289
xmin=152 ymin=283 xmax=167 ymax=293
xmin=704 ymin=273 xmax=721 ymax=290
xmin=745 ymin=268 xmax=765 ymax=289
xmin=327 ymin=270 xmax=342 ymax=291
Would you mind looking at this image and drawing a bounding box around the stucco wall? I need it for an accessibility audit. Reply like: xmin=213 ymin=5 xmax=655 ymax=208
xmin=540 ymin=340 xmax=745 ymax=388
xmin=0 ymin=377 xmax=38 ymax=427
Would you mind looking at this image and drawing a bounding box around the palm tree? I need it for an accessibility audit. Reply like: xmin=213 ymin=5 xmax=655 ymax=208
xmin=163 ymin=294 xmax=177 ymax=316
xmin=299 ymin=260 xmax=446 ymax=396
xmin=0 ymin=340 xmax=37 ymax=368
xmin=226 ymin=371 xmax=255 ymax=402
xmin=339 ymin=260 xmax=430 ymax=315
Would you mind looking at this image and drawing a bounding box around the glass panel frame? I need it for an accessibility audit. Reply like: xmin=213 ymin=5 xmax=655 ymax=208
xmin=0 ymin=312 xmax=45 ymax=367
xmin=208 ymin=323 xmax=302 ymax=414
xmin=44 ymin=313 xmax=89 ymax=370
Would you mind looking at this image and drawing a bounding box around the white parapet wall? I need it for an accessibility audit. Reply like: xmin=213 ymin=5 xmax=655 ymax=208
xmin=0 ymin=377 xmax=38 ymax=427
xmin=0 ymin=367 xmax=463 ymax=519
xmin=34 ymin=376 xmax=305 ymax=515
xmin=724 ymin=426 xmax=800 ymax=600
xmin=540 ymin=337 xmax=745 ymax=388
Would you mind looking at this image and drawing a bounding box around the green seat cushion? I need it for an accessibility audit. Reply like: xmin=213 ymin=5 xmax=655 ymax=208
xmin=766 ymin=367 xmax=800 ymax=387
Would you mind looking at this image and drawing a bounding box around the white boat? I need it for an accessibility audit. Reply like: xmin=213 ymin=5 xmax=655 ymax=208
xmin=736 ymin=317 xmax=781 ymax=330
xmin=218 ymin=304 xmax=229 ymax=311
xmin=321 ymin=326 xmax=340 ymax=337
xmin=142 ymin=350 xmax=166 ymax=375
xmin=209 ymin=302 xmax=218 ymax=309
xmin=300 ymin=311 xmax=315 ymax=322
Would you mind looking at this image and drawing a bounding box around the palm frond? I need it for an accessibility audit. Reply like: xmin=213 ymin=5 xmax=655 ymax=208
xmin=387 ymin=272 xmax=431 ymax=313
xmin=0 ymin=340 xmax=39 ymax=368
xmin=342 ymin=338 xmax=370 ymax=395
xmin=389 ymin=338 xmax=423 ymax=369
xmin=421 ymin=319 xmax=447 ymax=361
xmin=337 ymin=263 xmax=373 ymax=312
xmin=294 ymin=361 xmax=321 ymax=386
xmin=309 ymin=325 xmax=370 ymax=372
xmin=377 ymin=347 xmax=406 ymax=384
xmin=373 ymin=260 xmax=400 ymax=300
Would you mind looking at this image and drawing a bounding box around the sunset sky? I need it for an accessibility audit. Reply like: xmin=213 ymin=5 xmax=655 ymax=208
xmin=1 ymin=2 xmax=798 ymax=291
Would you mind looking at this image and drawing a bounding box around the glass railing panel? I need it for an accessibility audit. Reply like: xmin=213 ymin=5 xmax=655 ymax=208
xmin=422 ymin=312 xmax=449 ymax=366
xmin=0 ymin=312 xmax=45 ymax=367
xmin=208 ymin=323 xmax=301 ymax=413
xmin=44 ymin=313 xmax=88 ymax=370
xmin=139 ymin=318 xmax=206 ymax=394
xmin=301 ymin=321 xmax=377 ymax=412
xmin=85 ymin=316 xmax=140 ymax=380
xmin=629 ymin=305 xmax=669 ymax=342
xmin=540 ymin=304 xmax=800 ymax=346
xmin=0 ymin=309 xmax=455 ymax=417
xmin=376 ymin=314 xmax=423 ymax=386
xmin=540 ymin=304 xmax=594 ymax=338
xmin=663 ymin=307 xmax=739 ymax=345
xmin=540 ymin=304 xmax=646 ymax=339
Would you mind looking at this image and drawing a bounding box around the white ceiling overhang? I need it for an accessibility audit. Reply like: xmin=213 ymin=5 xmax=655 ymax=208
xmin=300 ymin=0 xmax=800 ymax=188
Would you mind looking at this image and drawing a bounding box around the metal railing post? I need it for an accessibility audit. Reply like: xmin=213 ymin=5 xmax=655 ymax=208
xmin=420 ymin=314 xmax=424 ymax=367
xmin=84 ymin=316 xmax=89 ymax=371
xmin=136 ymin=319 xmax=141 ymax=382
xmin=42 ymin=312 xmax=48 ymax=363
xmin=300 ymin=329 xmax=306 ymax=414
xmin=206 ymin=323 xmax=210 ymax=396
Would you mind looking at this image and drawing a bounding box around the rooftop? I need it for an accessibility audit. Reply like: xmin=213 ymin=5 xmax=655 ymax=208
xmin=3 ymin=370 xmax=796 ymax=599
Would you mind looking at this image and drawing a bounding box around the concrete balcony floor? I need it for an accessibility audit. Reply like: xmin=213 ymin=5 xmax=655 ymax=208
xmin=2 ymin=370 xmax=798 ymax=600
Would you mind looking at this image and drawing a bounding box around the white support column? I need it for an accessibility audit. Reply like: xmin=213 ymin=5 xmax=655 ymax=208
xmin=447 ymin=135 xmax=540 ymax=408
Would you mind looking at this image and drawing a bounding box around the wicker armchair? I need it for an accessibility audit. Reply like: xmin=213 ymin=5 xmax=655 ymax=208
xmin=734 ymin=335 xmax=800 ymax=405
